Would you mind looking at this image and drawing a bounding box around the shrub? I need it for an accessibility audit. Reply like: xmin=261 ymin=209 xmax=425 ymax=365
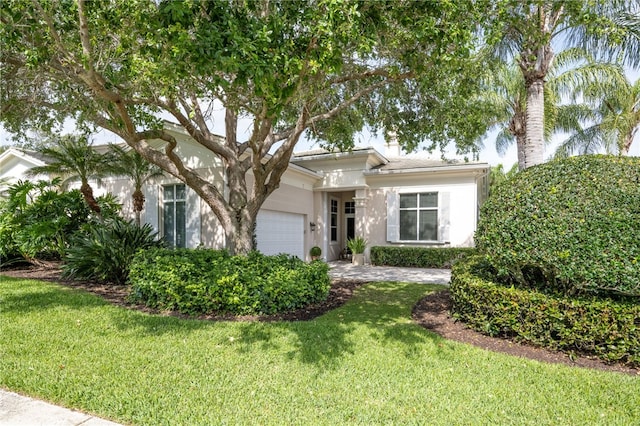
xmin=0 ymin=179 xmax=122 ymax=265
xmin=129 ymin=249 xmax=331 ymax=315
xmin=450 ymin=256 xmax=640 ymax=366
xmin=62 ymin=219 xmax=165 ymax=284
xmin=370 ymin=246 xmax=475 ymax=268
xmin=475 ymin=155 xmax=640 ymax=298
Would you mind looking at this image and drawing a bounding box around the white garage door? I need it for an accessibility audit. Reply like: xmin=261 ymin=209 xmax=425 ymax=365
xmin=256 ymin=210 xmax=305 ymax=259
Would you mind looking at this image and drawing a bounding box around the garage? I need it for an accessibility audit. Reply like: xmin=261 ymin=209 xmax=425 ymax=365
xmin=256 ymin=210 xmax=305 ymax=259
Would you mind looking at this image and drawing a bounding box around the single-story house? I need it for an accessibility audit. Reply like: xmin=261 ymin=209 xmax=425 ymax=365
xmin=0 ymin=124 xmax=489 ymax=262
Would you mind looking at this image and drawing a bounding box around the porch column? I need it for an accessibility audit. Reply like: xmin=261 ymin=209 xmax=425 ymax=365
xmin=353 ymin=188 xmax=369 ymax=262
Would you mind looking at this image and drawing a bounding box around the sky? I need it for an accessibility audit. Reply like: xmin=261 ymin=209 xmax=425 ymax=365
xmin=2 ymin=70 xmax=638 ymax=168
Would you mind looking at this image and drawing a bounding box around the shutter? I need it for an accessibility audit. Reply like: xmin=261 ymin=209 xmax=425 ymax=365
xmin=438 ymin=191 xmax=450 ymax=243
xmin=143 ymin=184 xmax=159 ymax=234
xmin=386 ymin=191 xmax=399 ymax=242
xmin=185 ymin=186 xmax=201 ymax=248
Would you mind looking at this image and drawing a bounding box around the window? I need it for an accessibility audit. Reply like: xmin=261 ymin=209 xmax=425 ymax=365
xmin=163 ymin=184 xmax=186 ymax=247
xmin=399 ymin=192 xmax=438 ymax=241
xmin=344 ymin=201 xmax=355 ymax=214
xmin=330 ymin=199 xmax=338 ymax=242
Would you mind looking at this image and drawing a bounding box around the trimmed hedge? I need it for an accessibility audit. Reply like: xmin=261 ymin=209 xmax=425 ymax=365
xmin=475 ymin=155 xmax=640 ymax=298
xmin=450 ymin=256 xmax=640 ymax=366
xmin=129 ymin=249 xmax=330 ymax=315
xmin=370 ymin=246 xmax=475 ymax=268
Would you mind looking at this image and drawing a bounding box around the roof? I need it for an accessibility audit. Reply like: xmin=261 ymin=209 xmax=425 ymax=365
xmin=365 ymin=157 xmax=489 ymax=176
xmin=0 ymin=147 xmax=51 ymax=166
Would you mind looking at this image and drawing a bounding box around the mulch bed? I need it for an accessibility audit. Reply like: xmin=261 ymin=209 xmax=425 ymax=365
xmin=2 ymin=265 xmax=638 ymax=376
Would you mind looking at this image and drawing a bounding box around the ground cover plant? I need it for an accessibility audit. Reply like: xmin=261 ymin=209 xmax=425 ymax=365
xmin=1 ymin=277 xmax=638 ymax=425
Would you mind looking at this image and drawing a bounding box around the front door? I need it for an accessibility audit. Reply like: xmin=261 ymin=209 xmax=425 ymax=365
xmin=345 ymin=201 xmax=355 ymax=248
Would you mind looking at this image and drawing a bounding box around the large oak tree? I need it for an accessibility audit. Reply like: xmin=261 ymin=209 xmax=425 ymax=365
xmin=1 ymin=0 xmax=487 ymax=254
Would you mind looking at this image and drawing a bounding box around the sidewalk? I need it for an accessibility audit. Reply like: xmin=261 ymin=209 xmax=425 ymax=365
xmin=1 ymin=263 xmax=450 ymax=426
xmin=0 ymin=389 xmax=122 ymax=426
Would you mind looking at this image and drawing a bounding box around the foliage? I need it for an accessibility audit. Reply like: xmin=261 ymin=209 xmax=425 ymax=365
xmin=62 ymin=219 xmax=164 ymax=285
xmin=450 ymin=256 xmax=640 ymax=366
xmin=0 ymin=0 xmax=489 ymax=254
xmin=488 ymin=163 xmax=518 ymax=195
xmin=26 ymin=135 xmax=113 ymax=214
xmin=346 ymin=236 xmax=367 ymax=254
xmin=0 ymin=179 xmax=119 ymax=263
xmin=484 ymin=0 xmax=640 ymax=168
xmin=476 ymin=155 xmax=640 ymax=298
xmin=129 ymin=249 xmax=331 ymax=315
xmin=554 ymin=64 xmax=639 ymax=157
xmin=309 ymin=246 xmax=322 ymax=258
xmin=370 ymin=246 xmax=476 ymax=269
xmin=107 ymin=144 xmax=164 ymax=225
xmin=3 ymin=277 xmax=640 ymax=425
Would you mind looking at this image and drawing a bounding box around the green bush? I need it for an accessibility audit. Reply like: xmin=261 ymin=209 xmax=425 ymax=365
xmin=62 ymin=219 xmax=165 ymax=284
xmin=450 ymin=256 xmax=640 ymax=366
xmin=0 ymin=179 xmax=122 ymax=264
xmin=475 ymin=155 xmax=640 ymax=298
xmin=370 ymin=246 xmax=475 ymax=268
xmin=129 ymin=249 xmax=331 ymax=315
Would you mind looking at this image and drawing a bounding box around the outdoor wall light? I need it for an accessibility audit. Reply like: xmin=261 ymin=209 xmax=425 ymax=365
xmin=309 ymin=222 xmax=317 ymax=232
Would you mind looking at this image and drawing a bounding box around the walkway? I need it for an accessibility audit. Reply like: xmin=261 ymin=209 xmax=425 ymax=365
xmin=1 ymin=263 xmax=450 ymax=425
xmin=329 ymin=261 xmax=451 ymax=284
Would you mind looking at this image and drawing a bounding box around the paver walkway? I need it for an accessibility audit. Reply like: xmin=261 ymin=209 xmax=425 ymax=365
xmin=329 ymin=261 xmax=451 ymax=284
xmin=1 ymin=263 xmax=450 ymax=425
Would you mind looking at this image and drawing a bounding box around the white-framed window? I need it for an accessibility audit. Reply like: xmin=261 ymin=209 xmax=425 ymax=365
xmin=344 ymin=201 xmax=355 ymax=214
xmin=400 ymin=193 xmax=438 ymax=241
xmin=163 ymin=184 xmax=187 ymax=247
xmin=387 ymin=191 xmax=450 ymax=243
xmin=330 ymin=198 xmax=338 ymax=242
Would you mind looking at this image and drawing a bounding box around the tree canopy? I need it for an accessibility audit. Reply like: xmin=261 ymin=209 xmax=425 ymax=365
xmin=1 ymin=0 xmax=488 ymax=254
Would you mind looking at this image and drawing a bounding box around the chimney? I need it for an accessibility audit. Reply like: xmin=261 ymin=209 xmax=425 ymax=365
xmin=385 ymin=129 xmax=401 ymax=157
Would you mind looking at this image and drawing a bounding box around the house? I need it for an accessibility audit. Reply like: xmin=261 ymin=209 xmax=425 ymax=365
xmin=0 ymin=125 xmax=489 ymax=261
xmin=0 ymin=148 xmax=51 ymax=195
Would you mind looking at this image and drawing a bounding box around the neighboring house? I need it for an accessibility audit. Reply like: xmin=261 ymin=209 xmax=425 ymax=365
xmin=0 ymin=124 xmax=489 ymax=261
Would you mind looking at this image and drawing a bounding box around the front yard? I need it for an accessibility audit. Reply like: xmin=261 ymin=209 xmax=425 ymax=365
xmin=1 ymin=277 xmax=638 ymax=425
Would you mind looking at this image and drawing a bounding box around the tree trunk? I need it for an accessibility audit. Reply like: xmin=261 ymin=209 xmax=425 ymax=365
xmin=524 ymin=77 xmax=545 ymax=168
xmin=132 ymin=188 xmax=144 ymax=226
xmin=80 ymin=181 xmax=101 ymax=214
xmin=620 ymin=127 xmax=637 ymax=155
xmin=225 ymin=206 xmax=256 ymax=256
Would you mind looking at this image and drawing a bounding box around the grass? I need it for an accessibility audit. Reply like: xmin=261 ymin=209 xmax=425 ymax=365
xmin=1 ymin=277 xmax=639 ymax=425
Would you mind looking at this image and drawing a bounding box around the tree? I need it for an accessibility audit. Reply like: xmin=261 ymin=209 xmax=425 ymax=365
xmin=108 ymin=145 xmax=164 ymax=226
xmin=480 ymin=48 xmax=624 ymax=169
xmin=486 ymin=0 xmax=640 ymax=168
xmin=554 ymin=67 xmax=639 ymax=157
xmin=26 ymin=135 xmax=111 ymax=214
xmin=1 ymin=0 xmax=488 ymax=254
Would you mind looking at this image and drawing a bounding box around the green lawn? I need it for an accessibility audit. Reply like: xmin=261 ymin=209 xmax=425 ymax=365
xmin=1 ymin=277 xmax=638 ymax=425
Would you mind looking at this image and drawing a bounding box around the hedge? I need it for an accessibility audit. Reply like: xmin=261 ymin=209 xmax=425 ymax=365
xmin=475 ymin=155 xmax=640 ymax=298
xmin=450 ymin=256 xmax=639 ymax=366
xmin=370 ymin=246 xmax=475 ymax=268
xmin=129 ymin=249 xmax=330 ymax=315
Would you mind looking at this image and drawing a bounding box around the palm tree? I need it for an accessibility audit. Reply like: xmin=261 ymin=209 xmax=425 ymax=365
xmin=479 ymin=49 xmax=618 ymax=169
xmin=27 ymin=135 xmax=110 ymax=214
xmin=108 ymin=144 xmax=164 ymax=226
xmin=554 ymin=67 xmax=639 ymax=157
xmin=489 ymin=0 xmax=640 ymax=168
